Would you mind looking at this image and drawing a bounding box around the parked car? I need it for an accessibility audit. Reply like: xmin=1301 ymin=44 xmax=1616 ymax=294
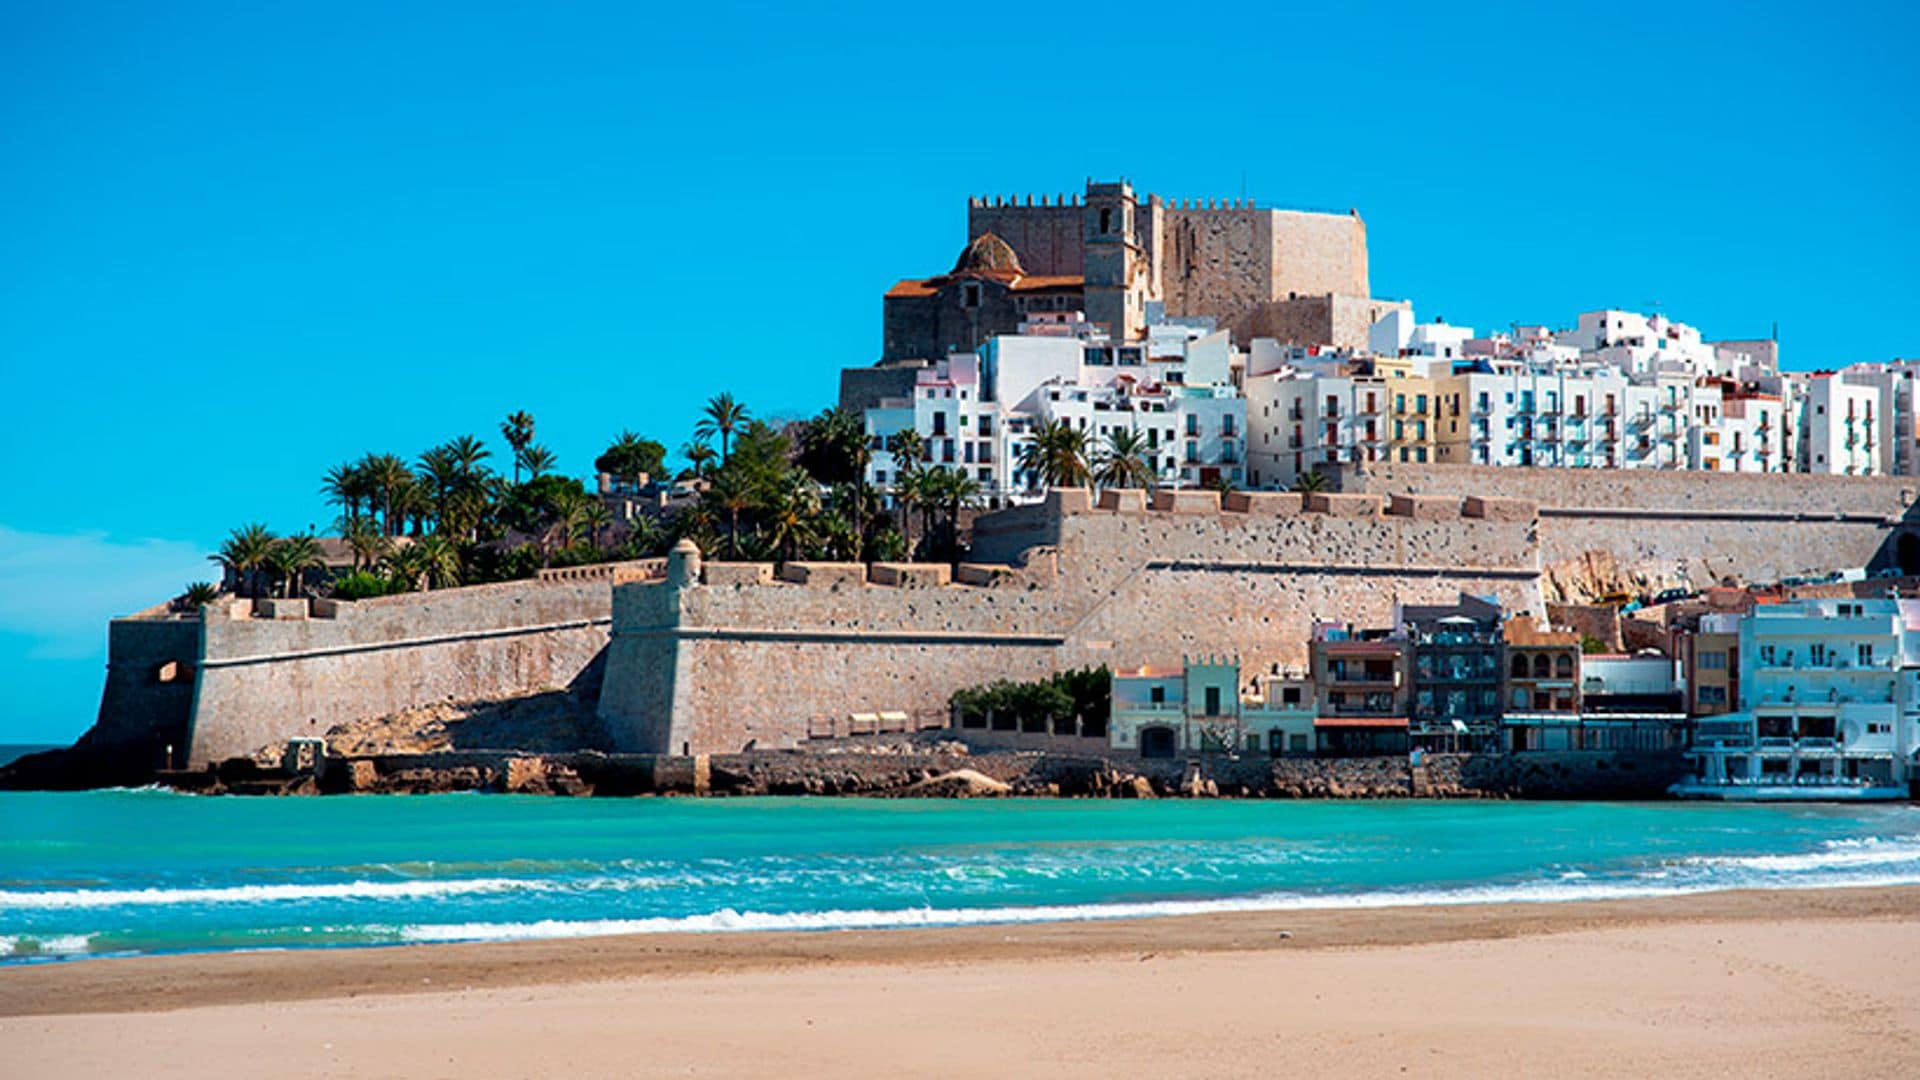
xmin=1872 ymin=567 xmax=1903 ymax=579
xmin=1651 ymin=588 xmax=1691 ymax=606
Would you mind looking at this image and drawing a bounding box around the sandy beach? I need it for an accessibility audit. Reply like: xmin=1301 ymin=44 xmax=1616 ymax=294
xmin=5 ymin=885 xmax=1919 ymax=1078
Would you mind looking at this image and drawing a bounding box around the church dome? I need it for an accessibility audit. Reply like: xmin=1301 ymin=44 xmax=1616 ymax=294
xmin=950 ymin=232 xmax=1024 ymax=276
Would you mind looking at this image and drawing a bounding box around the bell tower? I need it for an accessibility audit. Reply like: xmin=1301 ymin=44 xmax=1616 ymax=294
xmin=1083 ymin=180 xmax=1142 ymax=340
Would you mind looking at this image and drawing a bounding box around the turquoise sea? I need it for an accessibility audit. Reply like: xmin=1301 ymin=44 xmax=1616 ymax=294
xmin=2 ymin=791 xmax=1917 ymax=963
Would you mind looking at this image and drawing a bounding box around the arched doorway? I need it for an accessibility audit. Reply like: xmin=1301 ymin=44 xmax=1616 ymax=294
xmin=1140 ymin=726 xmax=1177 ymax=759
xmin=1899 ymin=533 xmax=1920 ymax=577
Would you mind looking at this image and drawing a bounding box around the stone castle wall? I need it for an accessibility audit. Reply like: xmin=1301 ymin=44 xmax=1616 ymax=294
xmin=95 ymin=575 xmax=630 ymax=767
xmin=966 ymin=201 xmax=1088 ymax=278
xmin=600 ymin=491 xmax=1543 ymax=755
xmin=964 ymin=195 xmax=1368 ymax=345
xmin=1344 ymin=463 xmax=1920 ymax=588
xmin=84 ymin=612 xmax=203 ymax=769
xmin=79 ymin=465 xmax=1920 ymax=771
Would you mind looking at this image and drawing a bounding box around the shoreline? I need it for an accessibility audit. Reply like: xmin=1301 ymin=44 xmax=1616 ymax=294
xmin=5 ymin=883 xmax=1917 ymax=1019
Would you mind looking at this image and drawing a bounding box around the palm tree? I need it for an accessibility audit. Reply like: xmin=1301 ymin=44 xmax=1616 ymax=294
xmin=581 ymin=499 xmax=615 ymax=549
xmin=1094 ymin=429 xmax=1157 ymax=491
xmin=338 ymin=515 xmax=390 ymax=571
xmin=1018 ymin=419 xmax=1091 ymax=491
xmin=1291 ymin=468 xmax=1330 ymax=494
xmin=767 ymin=474 xmax=820 ymax=562
xmin=680 ymin=440 xmax=718 ymax=482
xmin=178 ymin=582 xmax=219 ymax=612
xmin=533 ymin=487 xmax=592 ymax=565
xmin=706 ymin=468 xmax=755 ymax=559
xmin=416 ymin=446 xmax=461 ymax=530
xmin=395 ymin=534 xmax=461 ymax=591
xmin=358 ymin=453 xmax=414 ymax=537
xmin=893 ymin=467 xmax=938 ymax=555
xmin=501 ymin=411 xmax=536 ymax=482
xmin=445 ymin=434 xmax=492 ymax=475
xmin=924 ymin=468 xmax=980 ymax=567
xmin=209 ymin=523 xmax=276 ymax=599
xmin=888 ymin=429 xmax=926 ymax=476
xmin=321 ymin=462 xmax=372 ymax=522
xmin=518 ymin=444 xmax=558 ymax=479
xmin=695 ymin=393 xmax=749 ymax=465
xmin=265 ymin=534 xmax=326 ymax=599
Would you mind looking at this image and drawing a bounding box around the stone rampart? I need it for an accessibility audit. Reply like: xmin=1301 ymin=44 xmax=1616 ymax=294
xmin=82 ymin=615 xmax=203 ymax=769
xmin=1344 ymin=463 xmax=1920 ymax=588
xmin=600 ymin=491 xmax=1542 ymax=754
xmin=171 ymin=577 xmax=612 ymax=765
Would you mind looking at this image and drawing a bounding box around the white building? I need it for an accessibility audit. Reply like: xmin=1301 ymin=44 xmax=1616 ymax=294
xmin=863 ymin=317 xmax=1249 ymax=501
xmin=1678 ymin=598 xmax=1920 ymax=800
xmin=1109 ymin=657 xmax=1315 ymax=758
xmin=1791 ymin=372 xmax=1885 ymax=477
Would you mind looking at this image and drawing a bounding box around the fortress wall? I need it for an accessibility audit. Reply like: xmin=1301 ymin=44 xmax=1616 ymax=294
xmin=84 ymin=617 xmax=202 ymax=768
xmin=1346 ymin=463 xmax=1920 ymax=588
xmin=1350 ymin=462 xmax=1916 ymax=517
xmin=184 ymin=578 xmax=611 ymax=764
xmin=1537 ymin=517 xmax=1895 ymax=592
xmin=602 ymin=502 xmax=1543 ymax=754
xmin=966 ymin=202 xmax=1085 ymax=277
xmin=1268 ymin=209 xmax=1370 ymax=298
xmin=1045 ymin=509 xmax=1539 ymax=675
xmin=1162 ymin=209 xmax=1276 ymax=342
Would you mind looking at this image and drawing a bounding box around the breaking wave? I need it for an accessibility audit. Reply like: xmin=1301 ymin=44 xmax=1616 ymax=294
xmin=0 ymin=877 xmax=540 ymax=911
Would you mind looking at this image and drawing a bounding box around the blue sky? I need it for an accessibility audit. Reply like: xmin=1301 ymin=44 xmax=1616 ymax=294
xmin=2 ymin=1 xmax=1914 ymax=743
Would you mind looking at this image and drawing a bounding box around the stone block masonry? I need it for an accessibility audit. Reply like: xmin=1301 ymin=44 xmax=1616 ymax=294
xmin=91 ymin=577 xmax=618 ymax=767
xmin=1347 ymin=463 xmax=1920 ymax=590
xmin=599 ymin=490 xmax=1543 ymax=755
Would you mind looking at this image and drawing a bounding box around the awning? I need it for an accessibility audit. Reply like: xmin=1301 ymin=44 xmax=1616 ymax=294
xmin=1314 ymin=716 xmax=1408 ymax=729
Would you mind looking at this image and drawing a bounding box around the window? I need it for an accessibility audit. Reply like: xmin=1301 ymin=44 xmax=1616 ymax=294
xmin=1099 ymin=208 xmax=1112 ymax=234
xmin=1204 ymin=686 xmax=1222 ymax=716
xmin=962 ymin=283 xmax=981 ymax=308
xmin=1698 ymin=686 xmax=1727 ymax=706
xmin=1698 ymin=651 xmax=1727 ymax=670
xmin=1859 ymin=643 xmax=1875 ymax=666
xmin=1149 ymin=685 xmax=1165 ymax=704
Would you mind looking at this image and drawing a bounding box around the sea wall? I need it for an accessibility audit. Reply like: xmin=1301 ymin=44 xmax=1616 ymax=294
xmin=1342 ymin=463 xmax=1920 ymax=587
xmin=81 ymin=609 xmax=202 ymax=769
xmin=174 ymin=576 xmax=622 ymax=765
xmin=601 ymin=491 xmax=1544 ymax=754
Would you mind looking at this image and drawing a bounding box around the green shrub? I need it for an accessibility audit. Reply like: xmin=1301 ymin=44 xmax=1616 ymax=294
xmin=949 ymin=666 xmax=1110 ymax=729
xmin=330 ymin=570 xmax=396 ymax=600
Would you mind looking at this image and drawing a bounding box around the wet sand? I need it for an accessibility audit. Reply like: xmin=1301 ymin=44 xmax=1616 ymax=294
xmin=5 ymin=886 xmax=1919 ymax=1078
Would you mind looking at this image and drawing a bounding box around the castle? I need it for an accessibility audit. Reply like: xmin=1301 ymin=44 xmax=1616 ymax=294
xmin=36 ymin=177 xmax=1920 ymax=778
xmin=845 ymin=179 xmax=1404 ymax=413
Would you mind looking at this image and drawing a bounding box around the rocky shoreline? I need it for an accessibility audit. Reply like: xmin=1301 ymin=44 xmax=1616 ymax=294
xmin=117 ymin=742 xmax=1688 ymax=800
